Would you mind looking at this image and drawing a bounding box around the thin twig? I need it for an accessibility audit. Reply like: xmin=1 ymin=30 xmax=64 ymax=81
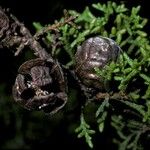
xmin=10 ymin=14 xmax=52 ymax=60
xmin=95 ymin=91 xmax=129 ymax=101
xmin=34 ymin=12 xmax=76 ymax=40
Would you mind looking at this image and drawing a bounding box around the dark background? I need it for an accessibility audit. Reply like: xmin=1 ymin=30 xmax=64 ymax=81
xmin=0 ymin=0 xmax=150 ymax=149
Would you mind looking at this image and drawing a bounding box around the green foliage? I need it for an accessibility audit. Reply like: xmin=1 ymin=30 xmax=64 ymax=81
xmin=96 ymin=97 xmax=109 ymax=133
xmin=111 ymin=115 xmax=146 ymax=150
xmin=75 ymin=113 xmax=95 ymax=148
xmin=32 ymin=1 xmax=150 ymax=149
